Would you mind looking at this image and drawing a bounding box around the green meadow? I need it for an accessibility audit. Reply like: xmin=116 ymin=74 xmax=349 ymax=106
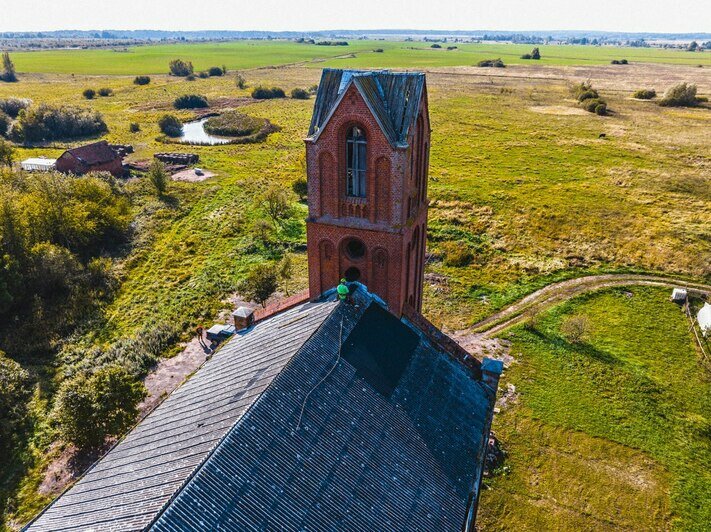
xmin=0 ymin=41 xmax=709 ymax=530
xmin=8 ymin=39 xmax=709 ymax=75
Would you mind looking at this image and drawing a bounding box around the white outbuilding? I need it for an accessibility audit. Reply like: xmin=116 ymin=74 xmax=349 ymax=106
xmin=671 ymin=288 xmax=688 ymax=303
xmin=21 ymin=157 xmax=57 ymax=172
xmin=698 ymin=303 xmax=711 ymax=337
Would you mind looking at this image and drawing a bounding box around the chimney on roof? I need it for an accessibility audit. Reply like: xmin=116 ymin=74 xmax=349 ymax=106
xmin=232 ymin=307 xmax=254 ymax=331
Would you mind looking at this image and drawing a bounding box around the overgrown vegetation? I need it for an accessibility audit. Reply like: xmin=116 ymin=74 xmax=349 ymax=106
xmin=238 ymin=263 xmax=278 ymax=307
xmin=477 ymin=58 xmax=505 ymax=67
xmin=147 ymin=159 xmax=168 ymax=197
xmin=97 ymin=87 xmax=113 ymax=97
xmin=572 ymin=81 xmax=608 ymax=115
xmin=659 ymin=82 xmax=707 ymax=107
xmin=158 ymin=114 xmax=183 ymax=137
xmin=9 ymin=104 xmax=107 ymax=142
xmin=290 ymin=87 xmax=309 ymax=99
xmin=133 ymin=75 xmax=150 ymax=86
xmin=203 ymin=111 xmax=264 ymax=137
xmin=173 ymin=94 xmax=208 ymax=109
xmin=168 ymin=58 xmax=193 ymax=77
xmin=521 ymin=47 xmax=541 ymax=60
xmin=632 ymin=88 xmax=656 ymax=99
xmin=611 ymin=58 xmax=629 ymax=64
xmin=0 ymin=52 xmax=17 ymax=82
xmin=82 ymin=88 xmax=96 ymax=99
xmin=0 ymin=98 xmax=30 ymax=118
xmin=251 ymin=86 xmax=286 ymax=99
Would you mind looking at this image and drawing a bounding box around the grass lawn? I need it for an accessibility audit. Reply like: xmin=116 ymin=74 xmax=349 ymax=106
xmin=8 ymin=40 xmax=709 ymax=75
xmin=478 ymin=286 xmax=711 ymax=530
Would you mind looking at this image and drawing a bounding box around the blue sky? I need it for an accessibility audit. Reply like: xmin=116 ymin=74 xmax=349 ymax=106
xmin=2 ymin=0 xmax=709 ymax=33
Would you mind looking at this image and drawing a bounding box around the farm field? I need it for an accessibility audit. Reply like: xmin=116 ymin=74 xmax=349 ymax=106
xmin=7 ymin=39 xmax=709 ymax=75
xmin=0 ymin=45 xmax=709 ymax=530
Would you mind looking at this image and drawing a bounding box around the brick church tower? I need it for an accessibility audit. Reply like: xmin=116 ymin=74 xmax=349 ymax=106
xmin=305 ymin=69 xmax=430 ymax=317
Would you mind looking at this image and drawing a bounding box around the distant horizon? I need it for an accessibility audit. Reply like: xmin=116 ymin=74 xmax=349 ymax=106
xmin=2 ymin=0 xmax=709 ymax=35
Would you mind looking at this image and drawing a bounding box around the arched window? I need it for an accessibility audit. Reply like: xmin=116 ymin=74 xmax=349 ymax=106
xmin=346 ymin=126 xmax=366 ymax=197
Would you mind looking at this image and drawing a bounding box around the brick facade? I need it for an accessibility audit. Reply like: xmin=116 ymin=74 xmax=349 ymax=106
xmin=306 ymin=82 xmax=431 ymax=317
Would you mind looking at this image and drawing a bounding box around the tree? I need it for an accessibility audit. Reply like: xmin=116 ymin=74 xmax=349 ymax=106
xmin=239 ymin=263 xmax=278 ymax=307
xmin=52 ymin=365 xmax=146 ymax=449
xmin=168 ymin=59 xmax=194 ymax=77
xmin=0 ymin=110 xmax=10 ymax=137
xmin=0 ymin=352 xmax=31 ymax=452
xmin=260 ymin=186 xmax=292 ymax=226
xmin=561 ymin=315 xmax=590 ymax=344
xmin=148 ymin=159 xmax=169 ymax=197
xmin=659 ymin=83 xmax=704 ymax=107
xmin=531 ymin=47 xmax=541 ymax=60
xmin=292 ymin=177 xmax=308 ymax=201
xmin=1 ymin=52 xmax=17 ymax=82
xmin=688 ymin=40 xmax=699 ymax=52
xmin=0 ymin=139 xmax=14 ymax=167
xmin=278 ymin=254 xmax=294 ymax=296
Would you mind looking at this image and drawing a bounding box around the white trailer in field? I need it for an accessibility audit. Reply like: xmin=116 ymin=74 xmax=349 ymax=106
xmin=698 ymin=303 xmax=711 ymax=337
xmin=21 ymin=157 xmax=56 ymax=172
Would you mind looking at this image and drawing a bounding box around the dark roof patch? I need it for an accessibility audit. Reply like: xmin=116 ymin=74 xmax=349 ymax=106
xmin=308 ymin=69 xmax=426 ymax=147
xmin=62 ymin=140 xmax=119 ymax=165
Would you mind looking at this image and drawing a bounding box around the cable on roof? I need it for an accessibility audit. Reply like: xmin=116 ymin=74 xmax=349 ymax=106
xmin=294 ymin=314 xmax=344 ymax=431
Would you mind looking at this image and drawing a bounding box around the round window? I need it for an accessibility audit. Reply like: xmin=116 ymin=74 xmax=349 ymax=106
xmin=345 ymin=238 xmax=366 ymax=260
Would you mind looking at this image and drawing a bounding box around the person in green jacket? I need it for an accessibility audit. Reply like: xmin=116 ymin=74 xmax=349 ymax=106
xmin=337 ymin=278 xmax=349 ymax=302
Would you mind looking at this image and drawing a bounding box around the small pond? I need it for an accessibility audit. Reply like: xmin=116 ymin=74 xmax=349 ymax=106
xmin=178 ymin=118 xmax=232 ymax=145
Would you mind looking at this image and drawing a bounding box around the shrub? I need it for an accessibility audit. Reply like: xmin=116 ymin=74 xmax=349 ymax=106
xmin=133 ymin=75 xmax=150 ymax=85
xmin=431 ymin=43 xmax=442 ymax=49
xmin=0 ymin=98 xmax=30 ymax=118
xmin=373 ymin=48 xmax=384 ymax=52
xmin=477 ymin=58 xmax=505 ymax=68
xmin=173 ymin=94 xmax=208 ymax=109
xmin=239 ymin=263 xmax=278 ymax=307
xmin=203 ymin=111 xmax=265 ymax=137
xmin=632 ymin=89 xmax=656 ymax=99
xmin=235 ymin=73 xmax=247 ymax=89
xmin=52 ymin=365 xmax=146 ymax=449
xmin=441 ymin=241 xmax=474 ymax=267
xmin=0 ymin=52 xmax=17 ymax=82
xmin=521 ymin=54 xmax=532 ymax=59
xmin=581 ymin=97 xmax=607 ymax=115
xmin=97 ymin=87 xmax=113 ymax=97
xmin=11 ymin=104 xmax=107 ymax=142
xmin=0 ymin=111 xmax=9 ymax=137
xmin=0 ymin=352 xmax=31 ymax=452
xmin=129 ymin=122 xmax=140 ymax=133
xmin=148 ymin=159 xmax=168 ymax=197
xmin=292 ymin=177 xmax=308 ymax=201
xmin=251 ymin=86 xmax=286 ymax=99
xmin=185 ymin=73 xmax=196 ymax=81
xmin=572 ymin=82 xmax=599 ymax=102
xmin=531 ymin=47 xmax=541 ymax=60
xmin=197 ymin=71 xmax=209 ymax=79
xmin=561 ymin=315 xmax=590 ymax=343
xmin=659 ymin=83 xmax=704 ymax=107
xmin=447 ymin=46 xmax=458 ymax=50
xmin=83 ymin=88 xmax=96 ymax=99
xmin=208 ymin=66 xmax=224 ymax=76
xmin=260 ymin=185 xmax=292 ymax=226
xmin=168 ymin=59 xmax=194 ymax=77
xmin=158 ymin=114 xmax=183 ymax=137
xmin=291 ymin=88 xmax=310 ymax=99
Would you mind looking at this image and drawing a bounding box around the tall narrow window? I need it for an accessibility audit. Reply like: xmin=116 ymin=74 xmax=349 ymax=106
xmin=346 ymin=126 xmax=366 ymax=197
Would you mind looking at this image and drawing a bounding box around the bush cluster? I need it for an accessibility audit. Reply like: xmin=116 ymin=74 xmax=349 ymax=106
xmin=203 ymin=111 xmax=264 ymax=137
xmin=431 ymin=43 xmax=442 ymax=49
xmin=97 ymin=87 xmax=113 ymax=97
xmin=83 ymin=88 xmax=96 ymax=99
xmin=290 ymin=88 xmax=310 ymax=99
xmin=632 ymin=89 xmax=656 ymax=99
xmin=521 ymin=47 xmax=541 ymax=60
xmin=611 ymin=59 xmax=629 ymax=65
xmin=572 ymin=82 xmax=608 ymax=115
xmin=251 ymin=86 xmax=286 ymax=99
xmin=158 ymin=114 xmax=183 ymax=137
xmin=477 ymin=58 xmax=505 ymax=68
xmin=169 ymin=59 xmax=194 ymax=77
xmin=133 ymin=75 xmax=151 ymax=85
xmin=173 ymin=94 xmax=208 ymax=109
xmin=373 ymin=48 xmax=384 ymax=53
xmin=659 ymin=83 xmax=707 ymax=107
xmin=315 ymin=41 xmax=348 ymax=46
xmin=10 ymin=104 xmax=108 ymax=142
xmin=0 ymin=97 xmax=30 ymax=118
xmin=208 ymin=66 xmax=225 ymax=76
xmin=447 ymin=46 xmax=458 ymax=51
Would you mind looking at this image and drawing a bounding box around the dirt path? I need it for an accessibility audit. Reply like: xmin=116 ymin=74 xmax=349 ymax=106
xmin=452 ymin=274 xmax=711 ymax=346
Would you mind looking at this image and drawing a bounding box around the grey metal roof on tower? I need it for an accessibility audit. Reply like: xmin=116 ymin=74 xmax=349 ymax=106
xmin=308 ymin=69 xmax=426 ymax=147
